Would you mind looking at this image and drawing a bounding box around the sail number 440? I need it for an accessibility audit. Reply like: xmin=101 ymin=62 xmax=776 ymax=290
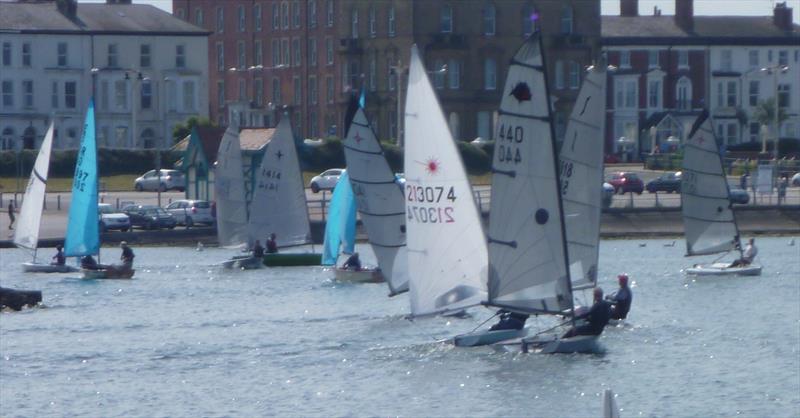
xmin=497 ymin=124 xmax=524 ymax=164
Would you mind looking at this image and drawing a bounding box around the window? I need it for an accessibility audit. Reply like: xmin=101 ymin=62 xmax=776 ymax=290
xmin=309 ymin=38 xmax=317 ymax=67
xmin=648 ymin=80 xmax=661 ymax=108
xmin=749 ymin=122 xmax=760 ymax=142
xmin=100 ymin=81 xmax=109 ymax=110
xmin=560 ymin=5 xmax=573 ymax=34
xmin=778 ymin=50 xmax=789 ymax=66
xmin=388 ymin=57 xmax=397 ymax=91
xmin=484 ymin=58 xmax=496 ymax=90
xmin=238 ymin=5 xmax=246 ymax=31
xmin=448 ymin=59 xmax=460 ymax=89
xmin=272 ymin=3 xmax=280 ymax=29
xmin=309 ymin=75 xmax=318 ymax=104
xmin=57 ymin=43 xmax=67 ymax=67
xmin=271 ymin=40 xmax=280 ymax=66
xmin=768 ymin=49 xmax=773 ymax=63
xmin=293 ymin=38 xmax=301 ymax=66
xmin=183 ymin=80 xmax=196 ymax=111
xmin=614 ymin=79 xmax=637 ymax=109
xmin=293 ymin=76 xmax=301 ymax=105
xmin=449 ymin=112 xmax=460 ymax=140
xmin=22 ymin=80 xmax=33 ymax=108
xmin=195 ymin=8 xmax=204 ymax=26
xmin=238 ymin=79 xmax=246 ymax=101
xmin=778 ymin=84 xmax=791 ymax=108
xmin=351 ymin=8 xmax=359 ymax=38
xmin=347 ymin=60 xmax=361 ymax=92
xmin=388 ymin=6 xmax=396 ymax=36
xmin=1 ymin=128 xmax=14 ymax=150
xmin=281 ymin=2 xmax=289 ymax=29
xmin=140 ymin=44 xmax=151 ymax=68
xmin=309 ymin=110 xmax=318 ymax=137
xmin=254 ymin=4 xmax=262 ymax=31
xmin=51 ymin=81 xmax=59 ymax=108
xmin=254 ymin=78 xmax=263 ymax=106
xmin=309 ymin=0 xmax=317 ymax=28
xmin=327 ymin=0 xmax=334 ymax=27
xmin=176 ymin=45 xmax=186 ymax=69
xmin=216 ymin=42 xmax=225 ymax=70
xmin=369 ymin=6 xmax=376 ymax=37
xmin=272 ymin=77 xmax=281 ymax=103
xmin=326 ymin=38 xmax=334 ymax=65
xmin=141 ymin=128 xmax=156 ymax=149
xmin=555 ymin=60 xmax=564 ymax=89
xmin=726 ymin=123 xmax=738 ymax=145
xmin=65 ymin=81 xmax=76 ymax=109
xmin=1 ymin=43 xmax=9 ymax=66
xmin=440 ymin=5 xmax=453 ymax=33
xmin=237 ymin=41 xmax=246 ymax=69
xmin=115 ymin=126 xmax=128 ymax=148
xmin=477 ymin=111 xmax=491 ymax=140
xmin=620 ymin=51 xmax=631 ymax=68
xmin=1 ymin=80 xmax=12 ymax=107
xmin=108 ymin=44 xmax=118 ymax=67
xmin=326 ymin=75 xmax=334 ymax=103
xmin=368 ymin=53 xmax=377 ymax=91
xmin=141 ymin=81 xmax=152 ymax=109
xmin=254 ymin=40 xmax=263 ymax=66
xmin=648 ymin=50 xmax=659 ymax=69
xmin=483 ymin=4 xmax=496 ymax=36
xmin=720 ymin=50 xmax=732 ymax=71
xmin=217 ymin=80 xmax=225 ymax=108
xmin=522 ymin=5 xmax=536 ymax=36
xmin=22 ymin=43 xmax=31 ymax=67
xmin=114 ymin=80 xmax=127 ymax=110
xmin=726 ymin=81 xmax=737 ymax=107
xmin=748 ymin=50 xmax=759 ymax=68
xmin=281 ymin=39 xmax=290 ymax=66
xmin=216 ymin=6 xmax=224 ymax=32
xmin=676 ymin=77 xmax=692 ymax=110
xmin=292 ymin=1 xmax=300 ymax=28
xmin=749 ymin=80 xmax=759 ymax=107
xmin=678 ymin=50 xmax=688 ymax=68
xmin=568 ymin=61 xmax=579 ymax=89
xmin=434 ymin=59 xmax=445 ymax=89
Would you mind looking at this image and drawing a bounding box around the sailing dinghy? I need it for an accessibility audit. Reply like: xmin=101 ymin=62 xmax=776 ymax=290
xmin=404 ymin=44 xmax=488 ymax=317
xmin=64 ymin=99 xmax=133 ymax=279
xmin=453 ymin=32 xmax=598 ymax=353
xmin=16 ymin=123 xmax=78 ymax=273
xmin=341 ymin=97 xmax=407 ymax=292
xmin=321 ymin=169 xmax=383 ymax=283
xmin=681 ymin=112 xmax=761 ymax=276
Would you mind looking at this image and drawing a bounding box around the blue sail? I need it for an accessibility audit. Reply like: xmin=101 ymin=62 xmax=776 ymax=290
xmin=322 ymin=170 xmax=357 ymax=265
xmin=64 ymin=99 xmax=100 ymax=257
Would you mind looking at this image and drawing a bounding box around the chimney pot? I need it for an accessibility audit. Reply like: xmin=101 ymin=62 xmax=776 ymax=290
xmin=675 ymin=0 xmax=694 ymax=32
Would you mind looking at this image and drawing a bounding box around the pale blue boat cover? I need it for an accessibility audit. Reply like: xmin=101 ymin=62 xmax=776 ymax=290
xmin=64 ymin=99 xmax=100 ymax=257
xmin=322 ymin=170 xmax=356 ymax=265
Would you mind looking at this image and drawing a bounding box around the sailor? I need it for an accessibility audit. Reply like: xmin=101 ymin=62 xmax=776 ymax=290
xmin=342 ymin=252 xmax=362 ymax=271
xmin=7 ymin=201 xmax=15 ymax=230
xmin=120 ymin=241 xmax=135 ymax=269
xmin=252 ymin=240 xmax=265 ymax=258
xmin=606 ymin=274 xmax=633 ymax=320
xmin=562 ymin=287 xmax=612 ymax=338
xmin=266 ymin=233 xmax=279 ymax=254
xmin=489 ymin=310 xmax=529 ymax=331
xmin=51 ymin=244 xmax=66 ymax=266
xmin=81 ymin=255 xmax=100 ymax=270
xmin=730 ymin=238 xmax=758 ymax=267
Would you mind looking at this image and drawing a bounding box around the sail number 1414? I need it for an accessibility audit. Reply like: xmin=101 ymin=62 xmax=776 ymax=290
xmin=406 ymin=185 xmax=456 ymax=224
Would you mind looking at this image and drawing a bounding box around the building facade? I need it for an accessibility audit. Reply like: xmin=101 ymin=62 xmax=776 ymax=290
xmin=173 ymin=0 xmax=601 ymax=142
xmin=0 ymin=0 xmax=210 ymax=151
xmin=602 ymin=0 xmax=799 ymax=159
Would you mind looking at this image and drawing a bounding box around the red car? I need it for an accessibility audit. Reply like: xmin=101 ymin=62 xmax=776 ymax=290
xmin=607 ymin=172 xmax=644 ymax=194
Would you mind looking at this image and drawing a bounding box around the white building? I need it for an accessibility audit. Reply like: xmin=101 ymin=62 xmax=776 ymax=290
xmin=0 ymin=0 xmax=209 ymax=151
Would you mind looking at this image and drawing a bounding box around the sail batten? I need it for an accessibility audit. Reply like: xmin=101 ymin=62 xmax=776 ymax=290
xmin=14 ymin=123 xmax=54 ymax=252
xmin=342 ymin=105 xmax=409 ymax=295
xmin=64 ymin=100 xmax=100 ymax=257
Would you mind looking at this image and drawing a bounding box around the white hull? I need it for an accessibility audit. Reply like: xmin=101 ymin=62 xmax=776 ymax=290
xmin=22 ymin=263 xmax=79 ymax=273
xmin=684 ymin=262 xmax=762 ymax=276
xmin=453 ymin=328 xmax=528 ymax=347
xmin=333 ymin=268 xmax=384 ymax=283
xmin=520 ymin=334 xmax=600 ymax=354
xmin=220 ymin=256 xmax=262 ymax=270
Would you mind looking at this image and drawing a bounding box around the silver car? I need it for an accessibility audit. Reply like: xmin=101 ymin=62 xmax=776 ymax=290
xmin=98 ymin=203 xmax=131 ymax=232
xmin=308 ymin=168 xmax=343 ymax=193
xmin=165 ymin=199 xmax=215 ymax=227
xmin=134 ymin=169 xmax=185 ymax=192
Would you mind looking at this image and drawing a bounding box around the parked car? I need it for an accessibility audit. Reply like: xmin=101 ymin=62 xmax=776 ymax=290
xmin=309 ymin=168 xmax=343 ymax=193
xmin=791 ymin=172 xmax=800 ymax=186
xmin=602 ymin=182 xmax=614 ymax=209
xmin=134 ymin=169 xmax=185 ymax=192
xmin=606 ymin=172 xmax=644 ymax=194
xmin=729 ymin=188 xmax=750 ymax=204
xmin=98 ymin=203 xmax=130 ymax=232
xmin=165 ymin=199 xmax=215 ymax=227
xmin=122 ymin=205 xmax=177 ymax=230
xmin=646 ymin=171 xmax=682 ymax=193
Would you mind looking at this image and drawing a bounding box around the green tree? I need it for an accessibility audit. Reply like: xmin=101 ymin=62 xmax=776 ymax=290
xmin=753 ymin=98 xmax=788 ymax=135
xmin=172 ymin=116 xmax=216 ymax=144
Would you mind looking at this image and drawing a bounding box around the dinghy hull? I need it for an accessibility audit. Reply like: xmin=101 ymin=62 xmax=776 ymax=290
xmin=333 ymin=268 xmax=384 ymax=283
xmin=0 ymin=287 xmax=43 ymax=311
xmin=520 ymin=334 xmax=600 ymax=354
xmin=684 ymin=263 xmax=761 ymax=276
xmin=82 ymin=268 xmax=135 ymax=280
xmin=453 ymin=328 xmax=528 ymax=347
xmin=263 ymin=253 xmax=321 ymax=267
xmin=221 ymin=256 xmax=263 ymax=270
xmin=22 ymin=263 xmax=79 ymax=273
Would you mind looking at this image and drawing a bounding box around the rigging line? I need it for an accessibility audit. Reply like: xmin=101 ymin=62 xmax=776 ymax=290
xmin=468 ymin=310 xmax=503 ymax=334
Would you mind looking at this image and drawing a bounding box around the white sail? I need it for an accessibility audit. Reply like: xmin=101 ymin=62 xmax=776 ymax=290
xmin=404 ymin=44 xmax=488 ymax=316
xmin=343 ymin=106 xmax=409 ymax=295
xmin=486 ymin=33 xmax=573 ymax=315
xmin=248 ymin=115 xmax=312 ymax=247
xmin=681 ymin=112 xmax=740 ymax=256
xmin=214 ymin=123 xmax=249 ymax=247
xmin=559 ymin=68 xmax=606 ymax=291
xmin=13 ymin=122 xmax=54 ymax=252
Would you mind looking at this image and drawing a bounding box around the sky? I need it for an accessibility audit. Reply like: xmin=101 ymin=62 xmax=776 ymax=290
xmin=79 ymin=0 xmax=800 ymax=22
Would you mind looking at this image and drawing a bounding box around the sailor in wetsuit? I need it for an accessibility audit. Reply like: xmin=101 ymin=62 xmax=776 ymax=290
xmin=266 ymin=233 xmax=279 ymax=254
xmin=81 ymin=255 xmax=100 ymax=270
xmin=51 ymin=244 xmax=66 ymax=266
xmin=252 ymin=240 xmax=265 ymax=258
xmin=342 ymin=252 xmax=362 ymax=271
xmin=606 ymin=274 xmax=633 ymax=320
xmin=562 ymin=287 xmax=612 ymax=338
xmin=489 ymin=310 xmax=529 ymax=331
xmin=119 ymin=241 xmax=135 ymax=269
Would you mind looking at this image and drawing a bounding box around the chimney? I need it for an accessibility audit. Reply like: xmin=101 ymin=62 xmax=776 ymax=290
xmin=106 ymin=0 xmax=133 ymax=4
xmin=773 ymin=2 xmax=793 ymax=32
xmin=56 ymin=0 xmax=78 ymax=18
xmin=675 ymin=0 xmax=694 ymax=32
xmin=621 ymin=0 xmax=638 ymax=17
